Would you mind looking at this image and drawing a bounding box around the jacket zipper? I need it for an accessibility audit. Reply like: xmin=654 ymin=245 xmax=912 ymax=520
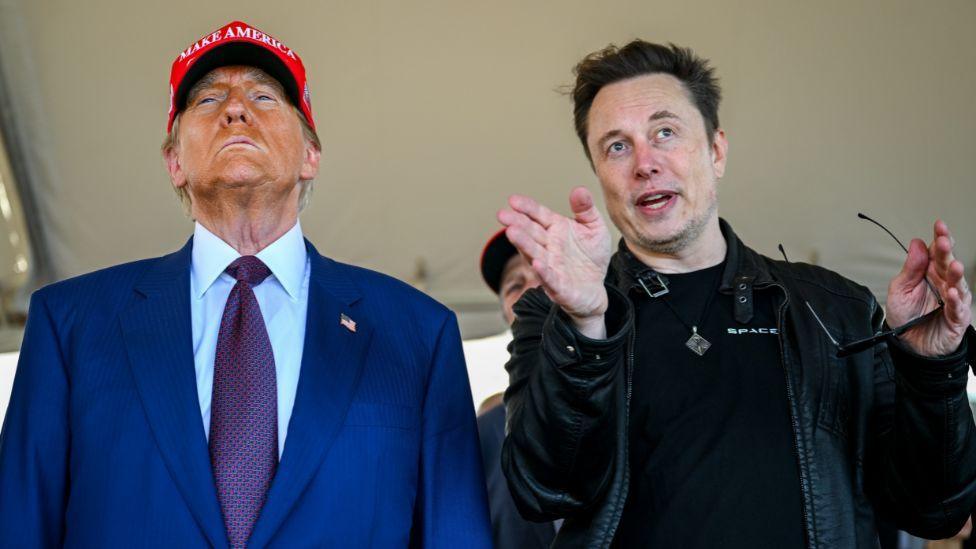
xmin=757 ymin=280 xmax=813 ymax=548
xmin=604 ymin=300 xmax=638 ymax=548
xmin=612 ymin=273 xmax=811 ymax=546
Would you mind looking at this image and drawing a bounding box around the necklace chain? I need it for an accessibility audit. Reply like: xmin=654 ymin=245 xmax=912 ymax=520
xmin=638 ymin=269 xmax=720 ymax=357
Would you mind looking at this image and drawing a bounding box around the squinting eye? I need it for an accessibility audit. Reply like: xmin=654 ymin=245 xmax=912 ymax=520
xmin=196 ymin=97 xmax=217 ymax=105
xmin=503 ymin=283 xmax=524 ymax=297
xmin=256 ymin=94 xmax=276 ymax=102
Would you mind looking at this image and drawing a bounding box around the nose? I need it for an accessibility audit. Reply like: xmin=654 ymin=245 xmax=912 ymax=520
xmin=633 ymin=142 xmax=660 ymax=180
xmin=220 ymin=90 xmax=251 ymax=127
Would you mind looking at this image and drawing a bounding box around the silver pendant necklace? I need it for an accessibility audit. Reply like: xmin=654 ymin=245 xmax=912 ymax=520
xmin=638 ymin=271 xmax=718 ymax=357
xmin=685 ymin=327 xmax=711 ymax=357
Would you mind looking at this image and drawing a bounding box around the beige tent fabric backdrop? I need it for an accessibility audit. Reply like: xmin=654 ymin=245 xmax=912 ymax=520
xmin=0 ymin=0 xmax=973 ymax=339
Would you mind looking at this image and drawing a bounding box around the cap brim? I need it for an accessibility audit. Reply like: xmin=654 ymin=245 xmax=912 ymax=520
xmin=174 ymin=42 xmax=301 ymax=116
xmin=480 ymin=230 xmax=519 ymax=294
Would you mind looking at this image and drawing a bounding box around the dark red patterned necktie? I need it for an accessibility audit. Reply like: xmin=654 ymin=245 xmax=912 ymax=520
xmin=210 ymin=255 xmax=277 ymax=548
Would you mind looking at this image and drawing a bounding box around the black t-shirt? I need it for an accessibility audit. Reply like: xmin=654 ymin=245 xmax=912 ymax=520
xmin=612 ymin=260 xmax=805 ymax=548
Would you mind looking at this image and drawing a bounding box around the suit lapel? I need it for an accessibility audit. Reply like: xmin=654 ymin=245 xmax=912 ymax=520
xmin=248 ymin=242 xmax=373 ymax=548
xmin=120 ymin=239 xmax=229 ymax=548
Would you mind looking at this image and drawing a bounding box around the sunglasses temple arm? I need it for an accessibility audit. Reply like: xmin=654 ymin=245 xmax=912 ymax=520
xmin=838 ymin=306 xmax=944 ymax=357
xmin=805 ymin=301 xmax=840 ymax=346
xmin=836 ymin=337 xmax=882 ymax=357
xmin=858 ymin=213 xmax=944 ymax=305
xmin=889 ymin=306 xmax=944 ymax=337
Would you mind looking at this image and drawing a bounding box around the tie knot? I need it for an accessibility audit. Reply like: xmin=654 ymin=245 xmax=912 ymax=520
xmin=225 ymin=256 xmax=272 ymax=285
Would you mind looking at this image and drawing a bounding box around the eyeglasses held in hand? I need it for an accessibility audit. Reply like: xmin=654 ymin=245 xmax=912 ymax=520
xmin=780 ymin=213 xmax=944 ymax=358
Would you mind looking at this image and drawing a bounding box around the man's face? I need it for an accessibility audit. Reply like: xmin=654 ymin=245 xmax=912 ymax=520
xmin=586 ymin=73 xmax=727 ymax=256
xmin=164 ymin=65 xmax=319 ymax=211
xmin=499 ymin=253 xmax=541 ymax=326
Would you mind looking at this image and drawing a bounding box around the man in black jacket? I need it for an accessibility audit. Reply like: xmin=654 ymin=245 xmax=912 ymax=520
xmin=497 ymin=40 xmax=976 ymax=548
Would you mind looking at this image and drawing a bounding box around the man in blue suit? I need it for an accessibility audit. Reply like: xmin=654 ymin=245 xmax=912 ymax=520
xmin=0 ymin=20 xmax=491 ymax=548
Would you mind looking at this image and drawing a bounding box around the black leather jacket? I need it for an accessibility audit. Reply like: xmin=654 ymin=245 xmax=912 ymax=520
xmin=502 ymin=220 xmax=976 ymax=548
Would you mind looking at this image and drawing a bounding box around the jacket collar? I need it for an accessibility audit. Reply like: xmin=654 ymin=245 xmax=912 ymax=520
xmin=608 ymin=219 xmax=776 ymax=324
xmin=609 ymin=218 xmax=774 ymax=294
xmin=122 ymin=238 xmax=229 ymax=548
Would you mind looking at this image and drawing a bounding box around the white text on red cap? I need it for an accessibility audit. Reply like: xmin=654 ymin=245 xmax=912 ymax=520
xmin=178 ymin=25 xmax=298 ymax=63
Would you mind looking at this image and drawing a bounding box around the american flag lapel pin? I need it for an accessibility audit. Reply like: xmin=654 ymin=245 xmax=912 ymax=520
xmin=340 ymin=313 xmax=357 ymax=333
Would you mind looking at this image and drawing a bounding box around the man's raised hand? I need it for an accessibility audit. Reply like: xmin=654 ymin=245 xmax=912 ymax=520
xmin=886 ymin=220 xmax=972 ymax=357
xmin=497 ymin=186 xmax=612 ymax=339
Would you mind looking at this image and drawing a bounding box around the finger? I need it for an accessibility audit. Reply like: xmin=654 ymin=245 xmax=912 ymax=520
xmin=946 ymin=260 xmax=971 ymax=302
xmin=505 ymin=226 xmax=546 ymax=262
xmin=942 ymin=259 xmax=972 ymax=326
xmin=930 ymin=235 xmax=956 ymax=279
xmin=927 ymin=220 xmax=941 ymax=258
xmin=892 ymin=238 xmax=930 ymax=293
xmin=934 ymin=219 xmax=952 ymax=242
xmin=508 ymin=194 xmax=559 ymax=229
xmin=568 ymin=186 xmax=602 ymax=225
xmin=497 ymin=208 xmax=518 ymax=227
xmin=511 ymin=217 xmax=550 ymax=248
xmin=944 ymin=286 xmax=973 ymax=327
xmin=498 ymin=209 xmax=549 ymax=246
xmin=930 ymin=219 xmax=956 ymax=263
xmin=925 ymin=259 xmax=947 ymax=293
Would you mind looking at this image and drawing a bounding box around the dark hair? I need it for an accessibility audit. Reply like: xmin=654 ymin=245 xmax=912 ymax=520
xmin=572 ymin=41 xmax=721 ymax=160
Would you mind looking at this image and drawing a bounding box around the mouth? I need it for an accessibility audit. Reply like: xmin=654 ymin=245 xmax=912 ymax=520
xmin=635 ymin=190 xmax=678 ymax=212
xmin=220 ymin=137 xmax=259 ymax=151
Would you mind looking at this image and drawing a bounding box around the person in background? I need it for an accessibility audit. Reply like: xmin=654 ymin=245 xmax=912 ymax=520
xmin=477 ymin=228 xmax=556 ymax=548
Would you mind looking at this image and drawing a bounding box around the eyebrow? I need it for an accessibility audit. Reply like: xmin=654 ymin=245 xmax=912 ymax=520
xmin=186 ymin=72 xmax=221 ymax=105
xmin=245 ymin=68 xmax=285 ymax=92
xmin=649 ymin=110 xmax=680 ymax=122
xmin=595 ymin=110 xmax=682 ymax=150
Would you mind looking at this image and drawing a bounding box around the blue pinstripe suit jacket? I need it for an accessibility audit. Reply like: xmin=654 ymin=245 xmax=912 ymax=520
xmin=0 ymin=238 xmax=491 ymax=548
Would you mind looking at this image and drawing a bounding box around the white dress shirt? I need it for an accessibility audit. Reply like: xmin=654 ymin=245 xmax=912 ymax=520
xmin=190 ymin=221 xmax=310 ymax=458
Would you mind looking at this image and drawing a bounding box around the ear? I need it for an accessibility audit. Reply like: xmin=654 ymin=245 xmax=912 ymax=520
xmin=299 ymin=140 xmax=322 ymax=181
xmin=163 ymin=143 xmax=187 ymax=191
xmin=710 ymin=129 xmax=728 ymax=179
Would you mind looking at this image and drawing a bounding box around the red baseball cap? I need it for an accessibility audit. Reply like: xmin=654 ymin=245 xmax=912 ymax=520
xmin=480 ymin=228 xmax=519 ymax=295
xmin=166 ymin=20 xmax=314 ymax=133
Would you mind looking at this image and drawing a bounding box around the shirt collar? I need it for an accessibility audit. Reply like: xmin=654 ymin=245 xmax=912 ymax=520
xmin=191 ymin=220 xmax=307 ymax=300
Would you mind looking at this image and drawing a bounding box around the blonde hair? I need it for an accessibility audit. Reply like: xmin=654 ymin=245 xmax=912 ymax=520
xmin=161 ymin=105 xmax=321 ymax=215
